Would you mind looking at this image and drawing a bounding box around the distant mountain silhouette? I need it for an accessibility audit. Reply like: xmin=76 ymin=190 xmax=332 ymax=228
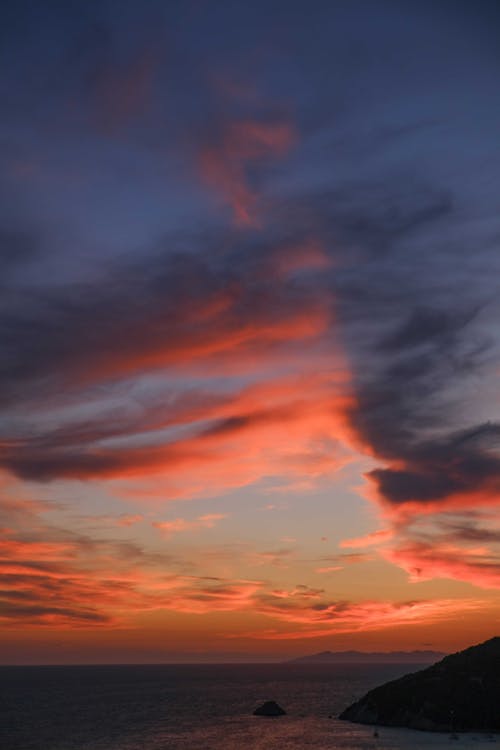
xmin=339 ymin=636 xmax=500 ymax=732
xmin=288 ymin=649 xmax=445 ymax=664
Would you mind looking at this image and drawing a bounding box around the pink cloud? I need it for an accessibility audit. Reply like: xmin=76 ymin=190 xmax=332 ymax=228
xmin=7 ymin=369 xmax=355 ymax=512
xmin=382 ymin=540 xmax=500 ymax=590
xmin=200 ymin=118 xmax=296 ymax=225
xmin=73 ymin=513 xmax=144 ymax=528
xmin=340 ymin=528 xmax=394 ymax=549
xmin=152 ymin=513 xmax=227 ymax=536
xmin=229 ymin=597 xmax=485 ymax=640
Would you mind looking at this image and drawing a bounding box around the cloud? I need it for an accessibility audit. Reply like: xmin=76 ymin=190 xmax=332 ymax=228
xmin=152 ymin=513 xmax=227 ymax=536
xmin=0 ymin=0 xmax=499 ymax=660
xmin=153 ymin=578 xmax=263 ymax=615
xmin=314 ymin=174 xmax=500 ymax=589
xmin=383 ymin=541 xmax=500 ymax=590
xmin=2 ymin=173 xmax=497 ymax=594
xmin=0 ymin=516 xmax=260 ymax=627
xmin=0 ymin=176 xmax=461 ymax=507
xmin=0 ymin=191 xmax=348 ymax=565
xmin=72 ymin=513 xmax=144 ymax=528
xmin=0 ymin=535 xmax=121 ymax=628
xmin=0 ymin=222 xmax=341 ymax=406
xmin=318 ymin=552 xmax=375 ymax=566
xmin=228 ymin=595 xmax=484 ymax=640
xmin=364 ymin=422 xmax=500 ymax=510
xmin=340 ymin=529 xmax=394 ymax=549
xmin=377 ymin=306 xmax=482 ymax=354
xmin=0 ymin=491 xmax=178 ymax=627
xmin=199 ymin=117 xmax=296 ymax=226
xmin=0 ymin=355 xmax=353 ymax=506
xmin=0 ymin=21 xmax=498 ymax=598
xmin=370 ymin=509 xmax=500 ymax=590
xmin=315 ymin=565 xmax=343 ymax=574
xmin=0 ymin=497 xmax=494 ymax=638
xmin=357 ymin=422 xmax=500 ymax=588
xmin=246 ymin=548 xmax=296 ymax=569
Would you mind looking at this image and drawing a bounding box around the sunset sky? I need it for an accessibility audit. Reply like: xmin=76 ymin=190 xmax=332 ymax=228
xmin=1 ymin=0 xmax=499 ymax=664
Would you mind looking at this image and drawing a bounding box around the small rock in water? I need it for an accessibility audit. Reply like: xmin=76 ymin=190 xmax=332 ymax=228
xmin=253 ymin=700 xmax=286 ymax=716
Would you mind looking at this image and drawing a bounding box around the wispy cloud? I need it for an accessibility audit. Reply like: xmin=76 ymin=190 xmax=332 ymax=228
xmin=152 ymin=513 xmax=227 ymax=536
xmin=383 ymin=541 xmax=500 ymax=590
xmin=200 ymin=117 xmax=296 ymax=226
xmin=227 ymin=597 xmax=484 ymax=640
xmin=340 ymin=529 xmax=394 ymax=549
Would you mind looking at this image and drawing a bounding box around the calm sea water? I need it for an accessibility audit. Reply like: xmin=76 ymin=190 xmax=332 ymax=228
xmin=0 ymin=663 xmax=492 ymax=750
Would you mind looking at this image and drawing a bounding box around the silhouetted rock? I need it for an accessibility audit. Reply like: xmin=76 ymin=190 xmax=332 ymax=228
xmin=339 ymin=637 xmax=500 ymax=732
xmin=253 ymin=700 xmax=286 ymax=716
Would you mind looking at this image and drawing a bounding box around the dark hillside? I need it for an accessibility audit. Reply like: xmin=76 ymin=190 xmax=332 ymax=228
xmin=339 ymin=637 xmax=500 ymax=732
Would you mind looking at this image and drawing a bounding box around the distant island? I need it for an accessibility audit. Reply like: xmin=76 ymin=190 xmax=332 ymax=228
xmin=339 ymin=636 xmax=500 ymax=732
xmin=288 ymin=649 xmax=445 ymax=664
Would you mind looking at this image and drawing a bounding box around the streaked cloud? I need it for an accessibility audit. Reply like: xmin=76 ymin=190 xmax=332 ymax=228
xmin=152 ymin=513 xmax=227 ymax=536
xmin=340 ymin=529 xmax=394 ymax=549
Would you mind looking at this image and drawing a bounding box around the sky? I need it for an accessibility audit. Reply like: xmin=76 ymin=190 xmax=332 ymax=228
xmin=1 ymin=0 xmax=499 ymax=664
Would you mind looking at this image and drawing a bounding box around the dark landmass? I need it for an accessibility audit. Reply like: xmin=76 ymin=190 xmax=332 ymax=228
xmin=288 ymin=649 xmax=445 ymax=664
xmin=339 ymin=636 xmax=500 ymax=732
xmin=253 ymin=700 xmax=286 ymax=716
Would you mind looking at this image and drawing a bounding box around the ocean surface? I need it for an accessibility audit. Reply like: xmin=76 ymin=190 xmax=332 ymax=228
xmin=1 ymin=663 xmax=497 ymax=750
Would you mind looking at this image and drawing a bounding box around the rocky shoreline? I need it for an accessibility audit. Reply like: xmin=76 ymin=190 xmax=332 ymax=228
xmin=339 ymin=637 xmax=500 ymax=733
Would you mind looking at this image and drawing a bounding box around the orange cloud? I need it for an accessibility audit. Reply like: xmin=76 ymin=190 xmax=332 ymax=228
xmin=117 ymin=514 xmax=143 ymax=527
xmin=347 ymin=436 xmax=500 ymax=589
xmin=246 ymin=548 xmax=295 ymax=569
xmin=227 ymin=595 xmax=484 ymax=640
xmin=337 ymin=502 xmax=500 ymax=590
xmin=5 ymin=367 xmax=355 ymax=510
xmin=152 ymin=513 xmax=227 ymax=536
xmin=154 ymin=578 xmax=263 ymax=615
xmin=382 ymin=541 xmax=500 ymax=590
xmin=73 ymin=513 xmax=144 ymax=528
xmin=0 ymin=538 xmax=78 ymax=562
xmin=0 ymin=500 xmax=492 ymax=645
xmin=79 ymin=292 xmax=330 ymax=385
xmin=0 ymin=521 xmax=265 ymax=628
xmin=340 ymin=528 xmax=394 ymax=549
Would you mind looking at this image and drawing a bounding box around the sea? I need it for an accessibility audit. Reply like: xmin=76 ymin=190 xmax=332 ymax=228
xmin=1 ymin=663 xmax=497 ymax=750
